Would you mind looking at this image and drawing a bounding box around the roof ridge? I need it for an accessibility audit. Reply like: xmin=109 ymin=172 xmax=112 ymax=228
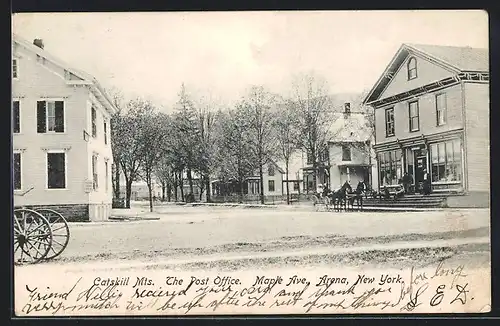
xmin=12 ymin=33 xmax=97 ymax=82
xmin=13 ymin=33 xmax=117 ymax=114
xmin=404 ymin=42 xmax=488 ymax=51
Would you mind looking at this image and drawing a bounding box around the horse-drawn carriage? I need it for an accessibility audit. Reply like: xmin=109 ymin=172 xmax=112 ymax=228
xmin=311 ymin=181 xmax=367 ymax=212
xmin=13 ymin=187 xmax=70 ymax=264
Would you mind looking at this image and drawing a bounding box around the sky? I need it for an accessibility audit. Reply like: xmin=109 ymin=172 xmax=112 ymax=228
xmin=12 ymin=10 xmax=488 ymax=109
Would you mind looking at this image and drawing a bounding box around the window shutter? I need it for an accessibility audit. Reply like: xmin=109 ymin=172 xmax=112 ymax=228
xmin=37 ymin=101 xmax=46 ymax=133
xmin=55 ymin=101 xmax=64 ymax=132
xmin=13 ymin=101 xmax=20 ymax=133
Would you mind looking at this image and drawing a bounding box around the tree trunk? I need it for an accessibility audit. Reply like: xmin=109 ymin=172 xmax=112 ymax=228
xmin=285 ymin=161 xmax=290 ymax=205
xmin=166 ymin=183 xmax=172 ymax=202
xmin=147 ymin=181 xmax=153 ymax=212
xmin=125 ymin=180 xmax=132 ymax=209
xmin=199 ymin=185 xmax=204 ymax=201
xmin=179 ymin=171 xmax=185 ymax=202
xmin=205 ymin=174 xmax=211 ymax=203
xmin=187 ymin=168 xmax=194 ymax=194
xmin=259 ymin=164 xmax=265 ymax=204
xmin=238 ymin=176 xmax=244 ymax=204
xmin=173 ymin=173 xmax=178 ymax=202
xmin=113 ymin=164 xmax=121 ymax=199
xmin=161 ymin=182 xmax=166 ymax=202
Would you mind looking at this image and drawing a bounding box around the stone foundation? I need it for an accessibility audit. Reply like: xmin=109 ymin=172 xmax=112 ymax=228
xmin=88 ymin=203 xmax=112 ymax=222
xmin=444 ymin=191 xmax=490 ymax=208
xmin=19 ymin=204 xmax=90 ymax=222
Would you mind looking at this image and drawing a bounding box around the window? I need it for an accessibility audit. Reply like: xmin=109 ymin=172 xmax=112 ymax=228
xmin=105 ymin=161 xmax=109 ymax=192
xmin=104 ymin=121 xmax=108 ymax=145
xmin=91 ymin=107 xmax=97 ymax=138
xmin=344 ymin=102 xmax=351 ymax=114
xmin=13 ymin=101 xmax=20 ymax=133
xmin=92 ymin=154 xmax=98 ymax=190
xmin=436 ymin=93 xmax=447 ymax=126
xmin=268 ymin=180 xmax=275 ymax=192
xmin=431 ymin=140 xmax=462 ymax=182
xmin=268 ymin=164 xmax=275 ymax=176
xmin=409 ymin=101 xmax=420 ymax=132
xmin=385 ymin=108 xmax=395 ymax=137
xmin=37 ymin=101 xmax=64 ymax=133
xmin=306 ymin=150 xmax=313 ymax=165
xmin=342 ymin=145 xmax=351 ymax=161
xmin=47 ymin=152 xmax=66 ymax=189
xmin=12 ymin=59 xmax=18 ymax=79
xmin=378 ymin=150 xmax=402 ymax=186
xmin=320 ymin=147 xmax=329 ymax=162
xmin=14 ymin=152 xmax=21 ymax=190
xmin=293 ymin=181 xmax=300 ymax=191
xmin=407 ymin=57 xmax=417 ymax=80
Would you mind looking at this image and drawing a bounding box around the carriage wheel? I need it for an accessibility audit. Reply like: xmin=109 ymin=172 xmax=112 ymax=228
xmin=14 ymin=209 xmax=53 ymax=264
xmin=36 ymin=209 xmax=70 ymax=260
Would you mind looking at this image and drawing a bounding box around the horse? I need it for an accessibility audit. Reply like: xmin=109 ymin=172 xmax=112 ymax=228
xmin=326 ymin=181 xmax=352 ymax=211
xmin=347 ymin=181 xmax=366 ymax=211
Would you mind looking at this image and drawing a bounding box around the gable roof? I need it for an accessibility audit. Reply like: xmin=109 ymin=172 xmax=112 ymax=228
xmin=12 ymin=34 xmax=117 ymax=115
xmin=363 ymin=43 xmax=489 ymax=105
xmin=276 ymin=151 xmax=306 ymax=180
xmin=407 ymin=43 xmax=489 ymax=72
xmin=327 ymin=112 xmax=372 ymax=143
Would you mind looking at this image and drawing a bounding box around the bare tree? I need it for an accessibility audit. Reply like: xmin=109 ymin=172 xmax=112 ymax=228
xmin=274 ymin=98 xmax=301 ymax=204
xmin=139 ymin=107 xmax=169 ymax=212
xmin=108 ymin=88 xmax=126 ymax=201
xmin=291 ymin=72 xmax=335 ymax=191
xmin=173 ymin=83 xmax=199 ymax=201
xmin=216 ymin=107 xmax=255 ymax=203
xmin=111 ymin=97 xmax=150 ymax=208
xmin=195 ymin=106 xmax=219 ymax=202
xmin=155 ymin=160 xmax=175 ymax=201
xmin=243 ymin=86 xmax=278 ymax=204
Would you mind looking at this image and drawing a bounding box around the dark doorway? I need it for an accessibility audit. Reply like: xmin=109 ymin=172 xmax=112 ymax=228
xmin=414 ymin=154 xmax=427 ymax=193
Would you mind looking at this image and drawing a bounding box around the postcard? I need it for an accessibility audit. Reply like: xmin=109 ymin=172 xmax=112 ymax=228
xmin=12 ymin=10 xmax=490 ymax=316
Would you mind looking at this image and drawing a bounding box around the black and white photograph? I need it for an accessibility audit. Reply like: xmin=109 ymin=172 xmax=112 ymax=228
xmin=11 ymin=10 xmax=490 ymax=315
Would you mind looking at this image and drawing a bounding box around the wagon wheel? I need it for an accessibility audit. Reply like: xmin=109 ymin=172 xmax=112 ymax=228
xmin=13 ymin=209 xmax=53 ymax=264
xmin=36 ymin=209 xmax=70 ymax=260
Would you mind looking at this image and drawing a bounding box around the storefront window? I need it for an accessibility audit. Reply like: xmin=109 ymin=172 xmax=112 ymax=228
xmin=405 ymin=148 xmax=414 ymax=181
xmin=378 ymin=149 xmax=402 ymax=186
xmin=430 ymin=139 xmax=462 ymax=182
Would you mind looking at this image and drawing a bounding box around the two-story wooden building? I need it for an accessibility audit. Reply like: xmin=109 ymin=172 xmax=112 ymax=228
xmin=327 ymin=103 xmax=378 ymax=191
xmin=12 ymin=35 xmax=118 ymax=221
xmin=364 ymin=43 xmax=489 ymax=205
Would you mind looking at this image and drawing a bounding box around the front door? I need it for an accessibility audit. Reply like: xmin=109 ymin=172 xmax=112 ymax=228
xmin=414 ymin=155 xmax=427 ymax=192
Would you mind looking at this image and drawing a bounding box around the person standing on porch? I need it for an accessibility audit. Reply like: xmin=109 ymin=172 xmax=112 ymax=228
xmin=402 ymin=172 xmax=411 ymax=194
xmin=422 ymin=169 xmax=431 ymax=195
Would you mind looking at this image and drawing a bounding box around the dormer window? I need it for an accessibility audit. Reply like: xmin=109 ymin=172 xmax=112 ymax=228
xmin=407 ymin=57 xmax=417 ymax=80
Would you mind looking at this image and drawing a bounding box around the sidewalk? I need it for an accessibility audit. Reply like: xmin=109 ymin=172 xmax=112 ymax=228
xmin=128 ymin=200 xmax=490 ymax=212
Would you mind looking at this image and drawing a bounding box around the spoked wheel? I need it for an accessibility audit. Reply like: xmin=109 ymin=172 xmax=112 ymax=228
xmin=36 ymin=209 xmax=70 ymax=260
xmin=14 ymin=209 xmax=53 ymax=265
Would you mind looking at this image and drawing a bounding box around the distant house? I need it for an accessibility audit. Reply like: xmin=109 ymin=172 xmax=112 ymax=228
xmin=211 ymin=160 xmax=284 ymax=199
xmin=299 ymin=99 xmax=377 ymax=193
xmin=327 ymin=103 xmax=378 ymax=190
xmin=129 ymin=181 xmax=162 ymax=201
xmin=246 ymin=160 xmax=285 ymax=197
xmin=12 ymin=35 xmax=118 ymax=221
xmin=363 ymin=43 xmax=489 ymax=203
xmin=277 ymin=151 xmax=306 ymax=196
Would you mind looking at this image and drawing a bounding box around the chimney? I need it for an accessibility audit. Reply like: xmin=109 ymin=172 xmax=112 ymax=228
xmin=33 ymin=39 xmax=44 ymax=49
xmin=344 ymin=102 xmax=351 ymax=114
